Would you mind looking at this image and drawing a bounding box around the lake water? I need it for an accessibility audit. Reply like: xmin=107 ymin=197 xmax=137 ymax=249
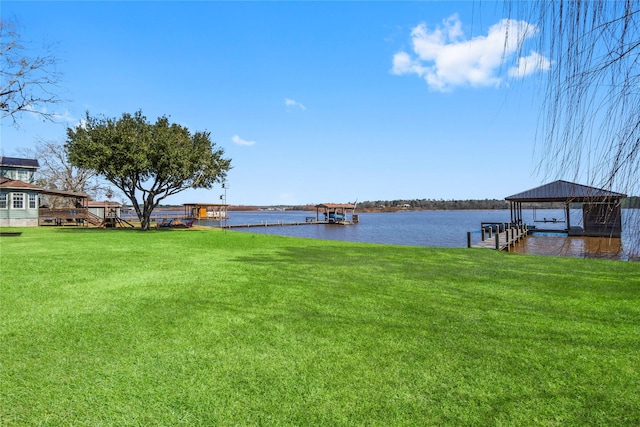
xmin=136 ymin=208 xmax=637 ymax=260
xmin=222 ymin=209 xmax=638 ymax=260
xmin=227 ymin=210 xmax=508 ymax=247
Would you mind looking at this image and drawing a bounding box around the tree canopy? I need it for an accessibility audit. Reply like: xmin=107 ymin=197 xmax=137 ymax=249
xmin=66 ymin=111 xmax=232 ymax=230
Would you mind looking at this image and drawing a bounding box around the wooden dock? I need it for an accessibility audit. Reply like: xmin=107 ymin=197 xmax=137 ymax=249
xmin=223 ymin=221 xmax=323 ymax=229
xmin=222 ymin=219 xmax=357 ymax=229
xmin=468 ymin=223 xmax=529 ymax=251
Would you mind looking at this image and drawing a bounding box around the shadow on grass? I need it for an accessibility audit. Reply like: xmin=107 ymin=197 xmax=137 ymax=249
xmin=48 ymin=226 xmax=211 ymax=233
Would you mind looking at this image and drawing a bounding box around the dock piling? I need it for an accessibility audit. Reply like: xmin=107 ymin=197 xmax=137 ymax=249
xmin=470 ymin=222 xmax=530 ymax=251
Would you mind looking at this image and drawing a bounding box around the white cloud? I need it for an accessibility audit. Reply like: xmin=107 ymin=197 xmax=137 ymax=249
xmin=285 ymin=98 xmax=306 ymax=111
xmin=232 ymin=135 xmax=256 ymax=146
xmin=508 ymin=51 xmax=552 ymax=77
xmin=392 ymin=14 xmax=550 ymax=91
xmin=24 ymin=105 xmax=77 ymax=124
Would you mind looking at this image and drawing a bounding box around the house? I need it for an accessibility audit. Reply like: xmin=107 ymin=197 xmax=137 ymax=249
xmin=0 ymin=156 xmax=90 ymax=227
xmin=0 ymin=157 xmax=41 ymax=227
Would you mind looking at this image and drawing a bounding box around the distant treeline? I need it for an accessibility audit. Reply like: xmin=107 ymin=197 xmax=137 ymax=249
xmin=622 ymin=196 xmax=640 ymax=208
xmin=355 ymin=196 xmax=640 ymax=211
xmin=157 ymin=196 xmax=639 ymax=211
xmin=355 ymin=199 xmax=509 ymax=211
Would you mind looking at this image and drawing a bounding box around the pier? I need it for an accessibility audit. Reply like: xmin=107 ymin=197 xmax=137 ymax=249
xmin=223 ymin=217 xmax=325 ymax=228
xmin=468 ymin=180 xmax=627 ymax=252
xmin=468 ymin=223 xmax=529 ymax=251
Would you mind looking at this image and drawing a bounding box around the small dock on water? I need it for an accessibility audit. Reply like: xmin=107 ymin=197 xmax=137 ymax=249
xmin=223 ymin=203 xmax=360 ymax=229
xmin=468 ymin=223 xmax=530 ymax=251
xmin=223 ymin=218 xmax=326 ymax=229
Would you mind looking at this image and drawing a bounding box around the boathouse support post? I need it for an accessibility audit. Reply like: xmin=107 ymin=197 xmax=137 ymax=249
xmin=520 ymin=203 xmax=523 ymax=225
xmin=481 ymin=228 xmax=485 ymax=241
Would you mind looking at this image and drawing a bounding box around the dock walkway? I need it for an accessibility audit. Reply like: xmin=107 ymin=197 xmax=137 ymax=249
xmin=223 ymin=219 xmax=357 ymax=229
xmin=468 ymin=224 xmax=529 ymax=251
xmin=223 ymin=220 xmax=323 ymax=229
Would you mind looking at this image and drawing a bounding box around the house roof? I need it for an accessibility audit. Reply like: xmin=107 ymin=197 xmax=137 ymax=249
xmin=87 ymin=201 xmax=122 ymax=207
xmin=0 ymin=156 xmax=39 ymax=169
xmin=0 ymin=177 xmax=88 ymax=198
xmin=505 ymin=180 xmax=627 ymax=202
xmin=40 ymin=188 xmax=89 ymax=198
xmin=0 ymin=177 xmax=42 ymax=191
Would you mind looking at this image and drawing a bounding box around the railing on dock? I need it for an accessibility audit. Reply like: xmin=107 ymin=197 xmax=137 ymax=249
xmin=223 ymin=220 xmax=327 ymax=229
xmin=39 ymin=208 xmax=89 ymax=226
xmin=467 ymin=223 xmax=529 ymax=251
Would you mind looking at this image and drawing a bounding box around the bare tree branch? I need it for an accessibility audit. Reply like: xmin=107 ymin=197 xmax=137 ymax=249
xmin=19 ymin=140 xmax=116 ymax=207
xmin=0 ymin=18 xmax=62 ymax=126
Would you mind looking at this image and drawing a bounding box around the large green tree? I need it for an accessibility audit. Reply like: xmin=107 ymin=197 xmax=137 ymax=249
xmin=66 ymin=111 xmax=231 ymax=230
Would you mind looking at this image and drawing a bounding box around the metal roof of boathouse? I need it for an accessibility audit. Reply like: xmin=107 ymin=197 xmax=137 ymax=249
xmin=315 ymin=203 xmax=357 ymax=209
xmin=505 ymin=180 xmax=626 ymax=202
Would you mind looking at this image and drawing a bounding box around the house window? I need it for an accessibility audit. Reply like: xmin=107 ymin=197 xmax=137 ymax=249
xmin=18 ymin=170 xmax=30 ymax=181
xmin=0 ymin=192 xmax=7 ymax=209
xmin=12 ymin=193 xmax=24 ymax=209
xmin=29 ymin=193 xmax=37 ymax=209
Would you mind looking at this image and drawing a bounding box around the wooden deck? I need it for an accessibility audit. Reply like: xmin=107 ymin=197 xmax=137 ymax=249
xmin=469 ymin=224 xmax=530 ymax=251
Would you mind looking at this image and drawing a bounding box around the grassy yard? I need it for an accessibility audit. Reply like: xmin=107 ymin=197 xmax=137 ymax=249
xmin=1 ymin=227 xmax=639 ymax=426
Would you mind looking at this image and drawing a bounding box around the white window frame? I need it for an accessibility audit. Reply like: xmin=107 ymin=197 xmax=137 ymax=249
xmin=29 ymin=193 xmax=37 ymax=209
xmin=0 ymin=192 xmax=7 ymax=209
xmin=12 ymin=192 xmax=24 ymax=209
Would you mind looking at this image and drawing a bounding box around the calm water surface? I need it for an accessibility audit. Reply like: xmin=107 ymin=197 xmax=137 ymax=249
xmin=144 ymin=209 xmax=637 ymax=259
xmin=224 ymin=209 xmax=637 ymax=260
xmin=227 ymin=210 xmax=509 ymax=247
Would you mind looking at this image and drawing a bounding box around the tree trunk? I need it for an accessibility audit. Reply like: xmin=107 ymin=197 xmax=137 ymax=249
xmin=141 ymin=204 xmax=153 ymax=230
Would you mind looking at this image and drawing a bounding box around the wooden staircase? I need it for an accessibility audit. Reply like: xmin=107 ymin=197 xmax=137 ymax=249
xmin=86 ymin=212 xmax=136 ymax=228
xmin=86 ymin=212 xmax=104 ymax=227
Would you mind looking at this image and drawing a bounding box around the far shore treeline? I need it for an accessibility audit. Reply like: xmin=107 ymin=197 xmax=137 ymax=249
xmin=151 ymin=197 xmax=639 ymax=212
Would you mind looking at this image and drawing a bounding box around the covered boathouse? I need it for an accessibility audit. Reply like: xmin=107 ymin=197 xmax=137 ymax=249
xmin=183 ymin=203 xmax=229 ymax=225
xmin=506 ymin=180 xmax=627 ymax=237
xmin=315 ymin=203 xmax=358 ymax=224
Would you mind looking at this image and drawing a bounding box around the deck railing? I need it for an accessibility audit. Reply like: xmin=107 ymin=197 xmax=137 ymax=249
xmin=39 ymin=208 xmax=89 ymax=226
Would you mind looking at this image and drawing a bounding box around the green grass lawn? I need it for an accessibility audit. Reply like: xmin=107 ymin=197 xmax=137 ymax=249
xmin=1 ymin=227 xmax=639 ymax=426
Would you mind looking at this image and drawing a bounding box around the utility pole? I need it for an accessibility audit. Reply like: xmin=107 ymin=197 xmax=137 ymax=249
xmin=220 ymin=182 xmax=228 ymax=229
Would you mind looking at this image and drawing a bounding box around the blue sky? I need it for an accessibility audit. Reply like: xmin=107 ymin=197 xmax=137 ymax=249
xmin=1 ymin=1 xmax=552 ymax=206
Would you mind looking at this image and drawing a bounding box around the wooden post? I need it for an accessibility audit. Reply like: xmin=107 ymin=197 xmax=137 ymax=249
xmin=489 ymin=226 xmax=493 ymax=238
xmin=467 ymin=231 xmax=471 ymax=248
xmin=481 ymin=228 xmax=485 ymax=241
xmin=495 ymin=231 xmax=500 ymax=250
